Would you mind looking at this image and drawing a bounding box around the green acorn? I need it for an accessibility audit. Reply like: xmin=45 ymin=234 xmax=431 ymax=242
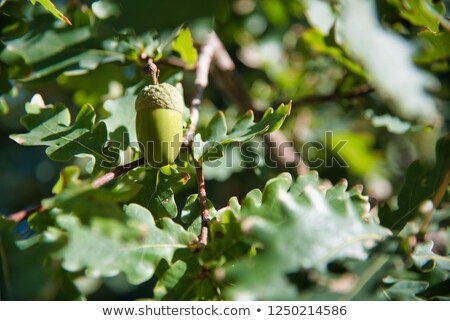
xmin=135 ymin=83 xmax=184 ymax=166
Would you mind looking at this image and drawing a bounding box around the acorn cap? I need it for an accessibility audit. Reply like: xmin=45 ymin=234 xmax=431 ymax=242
xmin=135 ymin=83 xmax=184 ymax=114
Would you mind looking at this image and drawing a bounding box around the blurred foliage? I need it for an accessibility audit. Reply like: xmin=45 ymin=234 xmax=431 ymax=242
xmin=0 ymin=0 xmax=449 ymax=300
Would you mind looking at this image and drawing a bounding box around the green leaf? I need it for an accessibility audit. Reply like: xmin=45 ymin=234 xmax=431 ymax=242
xmin=303 ymin=29 xmax=366 ymax=76
xmin=103 ymin=93 xmax=137 ymax=149
xmin=203 ymin=144 xmax=246 ymax=181
xmin=23 ymin=50 xmax=125 ymax=83
xmin=329 ymin=131 xmax=382 ymax=176
xmin=29 ymin=0 xmax=72 ymax=25
xmin=224 ymin=172 xmax=389 ymax=299
xmin=261 ymin=0 xmax=288 ymax=27
xmin=171 ymin=28 xmax=198 ymax=68
xmin=132 ymin=167 xmax=190 ymax=219
xmin=0 ymin=96 xmax=9 ymax=115
xmin=52 ymin=165 xmax=85 ymax=194
xmin=385 ymin=279 xmax=429 ymax=300
xmin=154 ymin=209 xmax=249 ymax=300
xmin=336 ymin=0 xmax=440 ymax=124
xmin=42 ymin=166 xmax=139 ymax=223
xmin=4 ymin=26 xmax=90 ymax=65
xmin=153 ymin=259 xmax=188 ymax=299
xmin=412 ymin=241 xmax=450 ymax=271
xmin=102 ymin=29 xmax=179 ymax=62
xmin=336 ymin=255 xmax=394 ymax=300
xmin=181 ymin=194 xmax=217 ymax=234
xmin=417 ymin=29 xmax=450 ymax=64
xmin=55 ymin=203 xmax=196 ymax=284
xmin=193 ymin=103 xmax=291 ymax=162
xmin=10 ymin=103 xmax=112 ymax=174
xmin=0 ymin=13 xmax=27 ymax=38
xmin=0 ymin=62 xmax=12 ymax=94
xmin=379 ymin=135 xmax=450 ymax=232
xmin=154 ymin=254 xmax=219 ymax=300
xmin=386 ymin=0 xmax=448 ymax=33
xmin=0 ymin=216 xmax=79 ymax=300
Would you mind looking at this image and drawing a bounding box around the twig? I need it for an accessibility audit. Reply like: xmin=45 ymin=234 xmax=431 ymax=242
xmin=184 ymin=32 xmax=222 ymax=248
xmin=290 ymin=85 xmax=374 ymax=109
xmin=196 ymin=162 xmax=210 ymax=248
xmin=265 ymin=131 xmax=309 ymax=176
xmin=8 ymin=158 xmax=145 ymax=223
xmin=92 ymin=158 xmax=145 ymax=188
xmin=159 ymin=56 xmax=197 ymax=71
xmin=184 ymin=32 xmax=218 ymax=146
xmin=210 ymin=34 xmax=253 ymax=109
xmin=7 ymin=205 xmax=44 ymax=223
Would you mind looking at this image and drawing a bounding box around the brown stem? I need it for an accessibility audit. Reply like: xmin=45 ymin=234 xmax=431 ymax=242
xmin=7 ymin=205 xmax=44 ymax=223
xmin=265 ymin=131 xmax=309 ymax=176
xmin=210 ymin=33 xmax=253 ymax=109
xmin=182 ymin=33 xmax=221 ymax=248
xmin=7 ymin=158 xmax=145 ymax=223
xmin=92 ymin=157 xmax=145 ymax=188
xmin=184 ymin=32 xmax=219 ymax=146
xmin=196 ymin=163 xmax=210 ymax=248
xmin=144 ymin=61 xmax=159 ymax=85
xmin=159 ymin=56 xmax=197 ymax=71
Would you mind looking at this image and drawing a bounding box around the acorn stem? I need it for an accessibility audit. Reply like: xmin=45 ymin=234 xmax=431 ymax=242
xmin=145 ymin=61 xmax=159 ymax=85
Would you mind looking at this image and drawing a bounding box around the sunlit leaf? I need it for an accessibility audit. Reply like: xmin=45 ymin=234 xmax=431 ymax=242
xmin=5 ymin=26 xmax=89 ymax=66
xmin=0 ymin=96 xmax=9 ymax=115
xmin=303 ymin=29 xmax=366 ymax=76
xmin=10 ymin=102 xmax=112 ymax=173
xmin=132 ymin=166 xmax=190 ymax=219
xmin=181 ymin=194 xmax=217 ymax=234
xmin=55 ymin=203 xmax=196 ymax=284
xmin=379 ymin=135 xmax=450 ymax=232
xmin=385 ymin=279 xmax=428 ymax=300
xmin=171 ymin=28 xmax=198 ymax=68
xmin=193 ymin=103 xmax=291 ymax=162
xmin=103 ymin=93 xmax=137 ymax=149
xmin=329 ymin=131 xmax=382 ymax=176
xmin=412 ymin=241 xmax=450 ymax=271
xmin=417 ymin=29 xmax=450 ymax=64
xmin=386 ymin=0 xmax=448 ymax=33
xmin=224 ymin=172 xmax=389 ymax=299
xmin=30 ymin=0 xmax=72 ymax=26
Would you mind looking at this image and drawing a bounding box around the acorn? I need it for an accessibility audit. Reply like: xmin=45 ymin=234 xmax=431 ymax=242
xmin=135 ymin=81 xmax=184 ymax=166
